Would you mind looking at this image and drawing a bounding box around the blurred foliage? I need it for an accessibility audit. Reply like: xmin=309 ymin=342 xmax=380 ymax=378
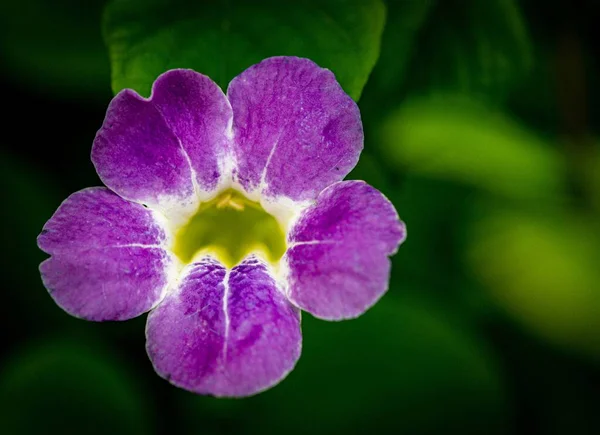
xmin=0 ymin=339 xmax=152 ymax=435
xmin=467 ymin=205 xmax=600 ymax=360
xmin=403 ymin=0 xmax=532 ymax=100
xmin=1 ymin=0 xmax=600 ymax=434
xmin=361 ymin=0 xmax=532 ymax=118
xmin=362 ymin=0 xmax=433 ymax=98
xmin=0 ymin=0 xmax=110 ymax=99
xmin=103 ymin=0 xmax=385 ymax=100
xmin=378 ymin=94 xmax=565 ymax=201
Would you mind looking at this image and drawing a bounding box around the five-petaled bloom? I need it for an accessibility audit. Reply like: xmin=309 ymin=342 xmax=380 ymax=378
xmin=38 ymin=57 xmax=406 ymax=397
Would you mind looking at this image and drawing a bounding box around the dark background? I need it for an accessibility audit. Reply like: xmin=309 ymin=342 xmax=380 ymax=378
xmin=1 ymin=0 xmax=599 ymax=434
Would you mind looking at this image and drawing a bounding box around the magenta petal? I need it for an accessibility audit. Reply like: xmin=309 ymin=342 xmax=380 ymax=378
xmin=92 ymin=70 xmax=232 ymax=213
xmin=228 ymin=57 xmax=363 ymax=201
xmin=146 ymin=256 xmax=301 ymax=397
xmin=38 ymin=188 xmax=172 ymax=321
xmin=151 ymin=70 xmax=233 ymax=192
xmin=286 ymin=181 xmax=406 ymax=320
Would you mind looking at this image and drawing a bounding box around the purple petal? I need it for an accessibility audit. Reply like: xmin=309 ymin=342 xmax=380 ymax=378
xmin=285 ymin=181 xmax=406 ymax=320
xmin=92 ymin=70 xmax=232 ymax=214
xmin=228 ymin=56 xmax=363 ymax=201
xmin=38 ymin=188 xmax=173 ymax=321
xmin=146 ymin=256 xmax=301 ymax=397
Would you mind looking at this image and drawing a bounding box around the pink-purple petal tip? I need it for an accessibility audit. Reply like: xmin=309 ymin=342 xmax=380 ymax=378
xmin=228 ymin=56 xmax=363 ymax=201
xmin=37 ymin=188 xmax=171 ymax=321
xmin=286 ymin=181 xmax=406 ymax=320
xmin=92 ymin=69 xmax=233 ymax=212
xmin=146 ymin=256 xmax=301 ymax=397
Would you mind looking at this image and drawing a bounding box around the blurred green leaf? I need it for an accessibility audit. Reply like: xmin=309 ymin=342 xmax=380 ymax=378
xmin=379 ymin=94 xmax=565 ymax=201
xmin=364 ymin=0 xmax=434 ymax=96
xmin=184 ymin=297 xmax=510 ymax=435
xmin=404 ymin=0 xmax=533 ymax=100
xmin=103 ymin=0 xmax=385 ymax=100
xmin=467 ymin=206 xmax=600 ymax=360
xmin=0 ymin=0 xmax=110 ymax=98
xmin=0 ymin=339 xmax=152 ymax=435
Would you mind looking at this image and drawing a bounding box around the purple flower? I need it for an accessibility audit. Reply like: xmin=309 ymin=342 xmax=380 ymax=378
xmin=37 ymin=57 xmax=406 ymax=397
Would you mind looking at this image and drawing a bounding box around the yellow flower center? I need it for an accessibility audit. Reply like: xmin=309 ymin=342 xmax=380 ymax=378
xmin=172 ymin=189 xmax=287 ymax=268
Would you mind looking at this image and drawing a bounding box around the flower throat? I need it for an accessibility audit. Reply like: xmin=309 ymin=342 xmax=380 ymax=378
xmin=172 ymin=189 xmax=286 ymax=268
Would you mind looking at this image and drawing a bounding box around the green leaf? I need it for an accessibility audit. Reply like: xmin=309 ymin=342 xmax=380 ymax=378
xmin=103 ymin=0 xmax=385 ymax=100
xmin=358 ymin=0 xmax=434 ymax=118
xmin=0 ymin=339 xmax=152 ymax=435
xmin=379 ymin=94 xmax=565 ymax=201
xmin=365 ymin=0 xmax=434 ymax=95
xmin=404 ymin=0 xmax=533 ymax=100
xmin=467 ymin=206 xmax=600 ymax=360
xmin=0 ymin=0 xmax=111 ymax=98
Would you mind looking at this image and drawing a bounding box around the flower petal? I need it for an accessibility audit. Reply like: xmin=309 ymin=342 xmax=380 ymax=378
xmin=285 ymin=181 xmax=406 ymax=320
xmin=38 ymin=187 xmax=173 ymax=321
xmin=228 ymin=56 xmax=363 ymax=202
xmin=92 ymin=69 xmax=232 ymax=218
xmin=146 ymin=256 xmax=301 ymax=397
